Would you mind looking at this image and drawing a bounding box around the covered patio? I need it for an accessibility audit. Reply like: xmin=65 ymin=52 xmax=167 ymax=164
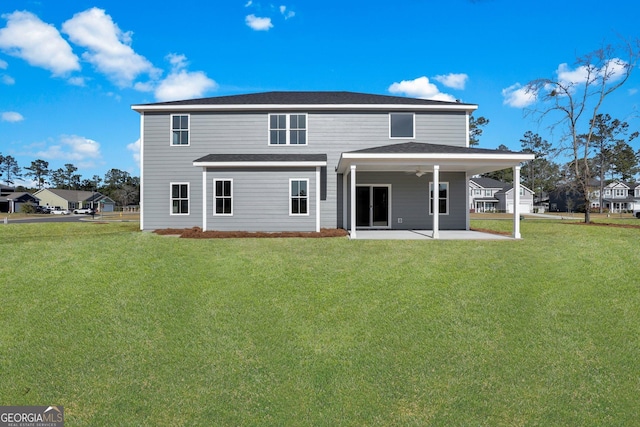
xmin=354 ymin=229 xmax=511 ymax=240
xmin=336 ymin=142 xmax=535 ymax=240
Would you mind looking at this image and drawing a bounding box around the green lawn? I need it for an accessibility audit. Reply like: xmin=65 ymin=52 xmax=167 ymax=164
xmin=1 ymin=221 xmax=639 ymax=426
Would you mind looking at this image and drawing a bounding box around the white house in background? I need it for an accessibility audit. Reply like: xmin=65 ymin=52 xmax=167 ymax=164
xmin=602 ymin=181 xmax=640 ymax=213
xmin=469 ymin=177 xmax=534 ymax=213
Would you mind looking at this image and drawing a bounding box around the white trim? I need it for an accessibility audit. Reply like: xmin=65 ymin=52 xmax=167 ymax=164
xmin=139 ymin=114 xmax=144 ymax=230
xmin=342 ymin=172 xmax=348 ymax=230
xmin=429 ymin=180 xmax=449 ymax=216
xmin=202 ymin=170 xmax=207 ymax=230
xmin=170 ymin=114 xmax=190 ymax=146
xmin=389 ymin=112 xmax=415 ymax=139
xmin=432 ymin=165 xmax=440 ymax=239
xmin=465 ymin=112 xmax=470 ymax=147
xmin=316 ymin=167 xmax=321 ymax=232
xmin=193 ymin=160 xmax=326 ymax=168
xmin=170 ymin=182 xmax=190 ymax=215
xmin=133 ymin=103 xmax=478 ymax=113
xmin=268 ymin=113 xmax=308 ymax=146
xmin=465 ymin=172 xmax=470 ymax=230
xmin=213 ymin=178 xmax=233 ymax=216
xmin=289 ymin=178 xmax=310 ymax=216
xmin=513 ymin=165 xmax=521 ymax=239
xmin=340 ymin=152 xmax=535 ymax=161
xmin=355 ymin=184 xmax=392 ymax=229
xmin=350 ymin=165 xmax=356 ymax=239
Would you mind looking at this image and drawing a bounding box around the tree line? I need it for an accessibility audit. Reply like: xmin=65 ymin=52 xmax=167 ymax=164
xmin=0 ymin=155 xmax=140 ymax=208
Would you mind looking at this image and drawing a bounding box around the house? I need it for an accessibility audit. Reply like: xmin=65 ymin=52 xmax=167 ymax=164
xmin=131 ymin=91 xmax=534 ymax=239
xmin=0 ymin=185 xmax=41 ymax=213
xmin=469 ymin=177 xmax=534 ymax=213
xmin=602 ymin=181 xmax=640 ymax=213
xmin=33 ymin=189 xmax=116 ymax=212
xmin=549 ymin=180 xmax=640 ymax=212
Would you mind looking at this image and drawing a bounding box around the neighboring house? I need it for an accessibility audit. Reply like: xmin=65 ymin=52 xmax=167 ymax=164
xmin=34 ymin=189 xmax=116 ymax=212
xmin=4 ymin=192 xmax=40 ymax=213
xmin=131 ymin=91 xmax=534 ymax=239
xmin=469 ymin=177 xmax=534 ymax=213
xmin=0 ymin=184 xmax=15 ymax=212
xmin=602 ymin=181 xmax=640 ymax=212
xmin=550 ymin=180 xmax=640 ymax=212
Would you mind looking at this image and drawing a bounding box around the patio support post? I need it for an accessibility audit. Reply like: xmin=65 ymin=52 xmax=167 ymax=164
xmin=202 ymin=168 xmax=207 ymax=231
xmin=342 ymin=172 xmax=347 ymax=230
xmin=433 ymin=165 xmax=440 ymax=239
xmin=316 ymin=166 xmax=321 ymax=232
xmin=350 ymin=164 xmax=357 ymax=239
xmin=513 ymin=165 xmax=521 ymax=239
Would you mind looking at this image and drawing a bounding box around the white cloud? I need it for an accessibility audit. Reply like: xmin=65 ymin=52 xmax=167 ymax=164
xmin=127 ymin=139 xmax=140 ymax=169
xmin=37 ymin=135 xmax=102 ymax=168
xmin=388 ymin=76 xmax=456 ymax=102
xmin=1 ymin=74 xmax=14 ymax=85
xmin=556 ymin=58 xmax=628 ymax=87
xmin=0 ymin=11 xmax=80 ymax=76
xmin=280 ymin=5 xmax=295 ymax=19
xmin=62 ymin=8 xmax=158 ymax=87
xmin=246 ymin=14 xmax=273 ymax=31
xmin=67 ymin=76 xmax=86 ymax=86
xmin=433 ymin=73 xmax=468 ymax=90
xmin=0 ymin=59 xmax=7 ymax=69
xmin=245 ymin=1 xmax=253 ymax=6
xmin=154 ymin=54 xmax=217 ymax=102
xmin=1 ymin=111 xmax=24 ymax=122
xmin=629 ymin=88 xmax=638 ymax=96
xmin=502 ymin=83 xmax=537 ymax=108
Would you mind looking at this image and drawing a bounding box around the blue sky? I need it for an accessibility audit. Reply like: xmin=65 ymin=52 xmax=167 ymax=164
xmin=1 ymin=0 xmax=639 ymax=185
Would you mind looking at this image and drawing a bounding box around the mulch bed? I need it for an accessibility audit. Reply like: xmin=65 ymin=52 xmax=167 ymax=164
xmin=154 ymin=227 xmax=349 ymax=238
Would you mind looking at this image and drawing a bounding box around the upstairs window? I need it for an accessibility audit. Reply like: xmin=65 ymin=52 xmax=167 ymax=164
xmin=171 ymin=114 xmax=189 ymax=145
xmin=269 ymin=114 xmax=307 ymax=145
xmin=389 ymin=113 xmax=414 ymax=138
xmin=614 ymin=188 xmax=626 ymax=197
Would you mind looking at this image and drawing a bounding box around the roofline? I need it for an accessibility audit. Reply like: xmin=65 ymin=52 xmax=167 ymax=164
xmin=132 ymin=103 xmax=477 ymax=113
xmin=193 ymin=160 xmax=327 ymax=168
xmin=340 ymin=152 xmax=534 ymax=161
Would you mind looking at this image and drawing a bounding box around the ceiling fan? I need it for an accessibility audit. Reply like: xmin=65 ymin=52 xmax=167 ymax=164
xmin=405 ymin=168 xmax=427 ymax=177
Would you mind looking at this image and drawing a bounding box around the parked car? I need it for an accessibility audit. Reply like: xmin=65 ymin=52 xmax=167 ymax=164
xmin=50 ymin=208 xmax=71 ymax=215
xmin=35 ymin=206 xmax=50 ymax=214
xmin=634 ymin=209 xmax=640 ymax=219
xmin=73 ymin=207 xmax=95 ymax=215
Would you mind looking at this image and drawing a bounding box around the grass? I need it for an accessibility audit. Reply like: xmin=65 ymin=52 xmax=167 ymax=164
xmin=1 ymin=220 xmax=639 ymax=425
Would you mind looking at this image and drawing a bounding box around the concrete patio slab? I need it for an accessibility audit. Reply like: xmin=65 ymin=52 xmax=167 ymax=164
xmin=352 ymin=229 xmax=512 ymax=240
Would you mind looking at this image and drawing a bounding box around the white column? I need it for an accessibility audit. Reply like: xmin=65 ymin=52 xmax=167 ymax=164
xmin=202 ymin=169 xmax=207 ymax=231
xmin=316 ymin=166 xmax=321 ymax=232
xmin=350 ymin=164 xmax=357 ymax=239
xmin=139 ymin=113 xmax=145 ymax=230
xmin=342 ymin=172 xmax=348 ymax=230
xmin=465 ymin=172 xmax=470 ymax=230
xmin=432 ymin=165 xmax=440 ymax=239
xmin=513 ymin=165 xmax=521 ymax=239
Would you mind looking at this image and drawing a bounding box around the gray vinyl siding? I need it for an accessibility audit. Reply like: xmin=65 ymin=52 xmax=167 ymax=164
xmin=205 ymin=168 xmax=317 ymax=232
xmin=141 ymin=110 xmax=468 ymax=230
xmin=345 ymin=172 xmax=467 ymax=230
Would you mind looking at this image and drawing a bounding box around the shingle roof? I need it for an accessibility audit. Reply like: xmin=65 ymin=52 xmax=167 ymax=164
xmin=348 ymin=142 xmax=522 ymax=155
xmin=194 ymin=153 xmax=327 ymax=163
xmin=470 ymin=177 xmax=509 ymax=189
xmin=137 ymin=91 xmax=475 ymax=107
